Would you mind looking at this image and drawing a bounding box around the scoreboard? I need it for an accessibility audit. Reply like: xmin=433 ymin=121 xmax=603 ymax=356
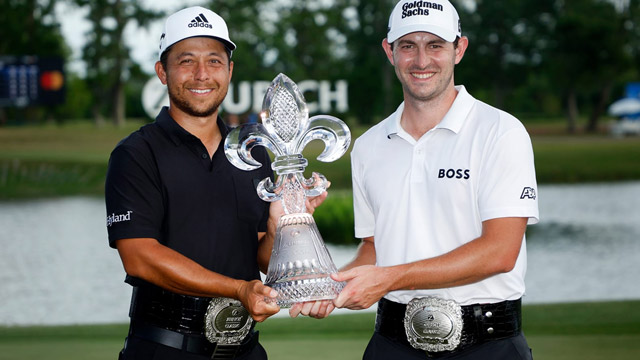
xmin=0 ymin=56 xmax=65 ymax=107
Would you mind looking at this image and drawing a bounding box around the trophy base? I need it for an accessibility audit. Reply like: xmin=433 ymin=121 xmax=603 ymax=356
xmin=266 ymin=275 xmax=345 ymax=308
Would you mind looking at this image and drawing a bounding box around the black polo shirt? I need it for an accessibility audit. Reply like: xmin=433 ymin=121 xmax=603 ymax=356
xmin=105 ymin=107 xmax=273 ymax=282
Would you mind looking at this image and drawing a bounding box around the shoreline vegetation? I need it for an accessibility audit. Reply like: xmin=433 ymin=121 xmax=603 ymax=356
xmin=1 ymin=300 xmax=639 ymax=360
xmin=1 ymin=119 xmax=640 ymax=200
xmin=1 ymin=122 xmax=639 ymax=358
xmin=2 ymin=119 xmax=639 ymax=244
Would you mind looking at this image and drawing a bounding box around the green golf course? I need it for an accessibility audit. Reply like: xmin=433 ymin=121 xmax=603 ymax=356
xmin=1 ymin=120 xmax=639 ymax=359
xmin=1 ymin=120 xmax=640 ymax=199
xmin=1 ymin=300 xmax=639 ymax=359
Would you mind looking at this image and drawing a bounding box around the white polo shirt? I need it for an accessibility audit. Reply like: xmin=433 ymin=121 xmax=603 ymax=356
xmin=351 ymin=86 xmax=539 ymax=306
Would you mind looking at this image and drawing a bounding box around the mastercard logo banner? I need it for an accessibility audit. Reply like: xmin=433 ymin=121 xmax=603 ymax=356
xmin=40 ymin=71 xmax=65 ymax=92
xmin=0 ymin=56 xmax=66 ymax=106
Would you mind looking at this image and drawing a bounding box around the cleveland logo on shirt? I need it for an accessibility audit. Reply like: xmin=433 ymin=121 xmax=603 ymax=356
xmin=107 ymin=211 xmax=133 ymax=227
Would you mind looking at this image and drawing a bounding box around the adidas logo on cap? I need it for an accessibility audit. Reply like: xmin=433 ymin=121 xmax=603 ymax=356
xmin=158 ymin=6 xmax=236 ymax=59
xmin=189 ymin=13 xmax=213 ymax=29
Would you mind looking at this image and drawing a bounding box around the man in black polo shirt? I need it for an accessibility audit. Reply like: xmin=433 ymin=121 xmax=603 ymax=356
xmin=105 ymin=6 xmax=325 ymax=360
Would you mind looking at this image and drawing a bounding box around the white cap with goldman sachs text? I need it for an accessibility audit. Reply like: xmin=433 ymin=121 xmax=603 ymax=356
xmin=158 ymin=6 xmax=236 ymax=59
xmin=387 ymin=0 xmax=461 ymax=43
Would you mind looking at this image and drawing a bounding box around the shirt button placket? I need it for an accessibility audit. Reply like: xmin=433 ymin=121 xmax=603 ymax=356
xmin=411 ymin=143 xmax=426 ymax=183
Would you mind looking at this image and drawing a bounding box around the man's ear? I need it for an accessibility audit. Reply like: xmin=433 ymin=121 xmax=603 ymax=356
xmin=382 ymin=38 xmax=395 ymax=66
xmin=454 ymin=36 xmax=469 ymax=65
xmin=155 ymin=61 xmax=167 ymax=85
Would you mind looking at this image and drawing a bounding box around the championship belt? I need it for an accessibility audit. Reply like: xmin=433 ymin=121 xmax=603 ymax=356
xmin=403 ymin=297 xmax=463 ymax=352
xmin=204 ymin=298 xmax=254 ymax=346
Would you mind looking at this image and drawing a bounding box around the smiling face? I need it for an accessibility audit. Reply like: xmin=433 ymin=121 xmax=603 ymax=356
xmin=155 ymin=37 xmax=233 ymax=120
xmin=383 ymin=31 xmax=467 ymax=104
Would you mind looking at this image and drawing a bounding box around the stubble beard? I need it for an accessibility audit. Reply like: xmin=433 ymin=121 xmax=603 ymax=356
xmin=402 ymin=70 xmax=453 ymax=103
xmin=167 ymin=80 xmax=227 ymax=118
xmin=396 ymin=54 xmax=456 ymax=103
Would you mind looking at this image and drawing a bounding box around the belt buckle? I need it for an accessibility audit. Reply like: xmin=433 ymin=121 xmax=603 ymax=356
xmin=204 ymin=298 xmax=254 ymax=346
xmin=403 ymin=297 xmax=463 ymax=353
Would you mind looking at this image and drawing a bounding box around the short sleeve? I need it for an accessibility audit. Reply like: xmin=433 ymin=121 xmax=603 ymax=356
xmin=351 ymin=142 xmax=376 ymax=238
xmin=105 ymin=143 xmax=164 ymax=247
xmin=478 ymin=126 xmax=539 ymax=225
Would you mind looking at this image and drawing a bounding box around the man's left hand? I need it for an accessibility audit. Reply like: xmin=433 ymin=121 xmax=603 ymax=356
xmin=289 ymin=299 xmax=335 ymax=319
xmin=332 ymin=265 xmax=390 ymax=310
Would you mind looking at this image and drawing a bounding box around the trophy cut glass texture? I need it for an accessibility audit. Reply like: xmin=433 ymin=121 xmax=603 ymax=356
xmin=224 ymin=73 xmax=351 ymax=308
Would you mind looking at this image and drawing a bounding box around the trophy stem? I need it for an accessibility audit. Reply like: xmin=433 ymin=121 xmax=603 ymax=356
xmin=264 ymin=213 xmax=346 ymax=308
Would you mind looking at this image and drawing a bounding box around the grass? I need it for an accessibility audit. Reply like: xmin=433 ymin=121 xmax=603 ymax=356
xmin=1 ymin=119 xmax=639 ymax=243
xmin=1 ymin=120 xmax=638 ymax=358
xmin=1 ymin=301 xmax=639 ymax=360
xmin=533 ymin=136 xmax=640 ymax=183
xmin=0 ymin=121 xmax=141 ymax=198
xmin=1 ymin=119 xmax=640 ymax=200
xmin=0 ymin=121 xmax=141 ymax=163
xmin=2 ymin=120 xmax=639 ymax=243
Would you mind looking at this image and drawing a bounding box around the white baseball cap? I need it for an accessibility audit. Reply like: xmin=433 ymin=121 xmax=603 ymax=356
xmin=387 ymin=0 xmax=461 ymax=43
xmin=158 ymin=6 xmax=236 ymax=59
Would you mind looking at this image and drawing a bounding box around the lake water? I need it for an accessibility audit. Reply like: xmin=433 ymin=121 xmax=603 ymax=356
xmin=1 ymin=182 xmax=639 ymax=326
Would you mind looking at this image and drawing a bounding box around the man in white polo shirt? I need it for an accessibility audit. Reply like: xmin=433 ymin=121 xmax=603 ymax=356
xmin=328 ymin=0 xmax=539 ymax=358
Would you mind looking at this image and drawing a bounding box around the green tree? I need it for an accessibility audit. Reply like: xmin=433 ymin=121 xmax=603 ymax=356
xmin=617 ymin=0 xmax=640 ymax=91
xmin=204 ymin=0 xmax=271 ymax=83
xmin=0 ymin=0 xmax=68 ymax=125
xmin=627 ymin=0 xmax=640 ymax=62
xmin=0 ymin=0 xmax=67 ymax=57
xmin=340 ymin=0 xmax=400 ymax=124
xmin=55 ymin=73 xmax=92 ymax=120
xmin=454 ymin=0 xmax=556 ymax=113
xmin=550 ymin=0 xmax=631 ymax=133
xmin=72 ymin=0 xmax=161 ymax=126
xmin=265 ymin=1 xmax=350 ymax=80
xmin=206 ymin=0 xmax=357 ymax=119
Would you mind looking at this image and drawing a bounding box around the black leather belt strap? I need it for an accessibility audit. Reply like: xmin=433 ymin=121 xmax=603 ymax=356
xmin=129 ymin=285 xmax=212 ymax=333
xmin=126 ymin=285 xmax=258 ymax=359
xmin=376 ymin=297 xmax=522 ymax=358
xmin=129 ymin=320 xmax=259 ymax=359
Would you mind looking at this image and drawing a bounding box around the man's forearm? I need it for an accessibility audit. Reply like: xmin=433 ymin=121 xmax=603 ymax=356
xmin=385 ymin=217 xmax=528 ymax=292
xmin=340 ymin=237 xmax=376 ymax=271
xmin=116 ymin=237 xmax=245 ymax=298
xmin=257 ymin=231 xmax=272 ymax=274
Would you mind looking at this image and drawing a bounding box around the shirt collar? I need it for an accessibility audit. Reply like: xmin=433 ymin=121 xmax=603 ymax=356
xmin=384 ymin=85 xmax=475 ymax=138
xmin=438 ymin=85 xmax=474 ymax=134
xmin=384 ymin=103 xmax=404 ymax=138
xmin=156 ymin=106 xmax=229 ymax=146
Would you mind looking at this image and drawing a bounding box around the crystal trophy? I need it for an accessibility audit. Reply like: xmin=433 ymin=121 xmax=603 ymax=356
xmin=224 ymin=73 xmax=350 ymax=308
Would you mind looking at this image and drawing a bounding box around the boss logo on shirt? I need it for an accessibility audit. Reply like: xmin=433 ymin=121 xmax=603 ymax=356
xmin=520 ymin=187 xmax=537 ymax=200
xmin=106 ymin=210 xmax=133 ymax=227
xmin=438 ymin=168 xmax=470 ymax=180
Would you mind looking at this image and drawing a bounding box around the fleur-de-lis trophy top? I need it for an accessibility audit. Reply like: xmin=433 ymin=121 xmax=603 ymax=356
xmin=225 ymin=73 xmax=351 ymax=214
xmin=224 ymin=73 xmax=350 ymax=307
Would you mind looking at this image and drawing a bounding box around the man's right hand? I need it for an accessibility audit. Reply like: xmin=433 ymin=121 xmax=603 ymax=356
xmin=237 ymin=280 xmax=280 ymax=322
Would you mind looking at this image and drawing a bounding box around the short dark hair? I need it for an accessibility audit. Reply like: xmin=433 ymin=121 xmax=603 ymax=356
xmin=160 ymin=46 xmax=171 ymax=70
xmin=453 ymin=37 xmax=460 ymax=49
